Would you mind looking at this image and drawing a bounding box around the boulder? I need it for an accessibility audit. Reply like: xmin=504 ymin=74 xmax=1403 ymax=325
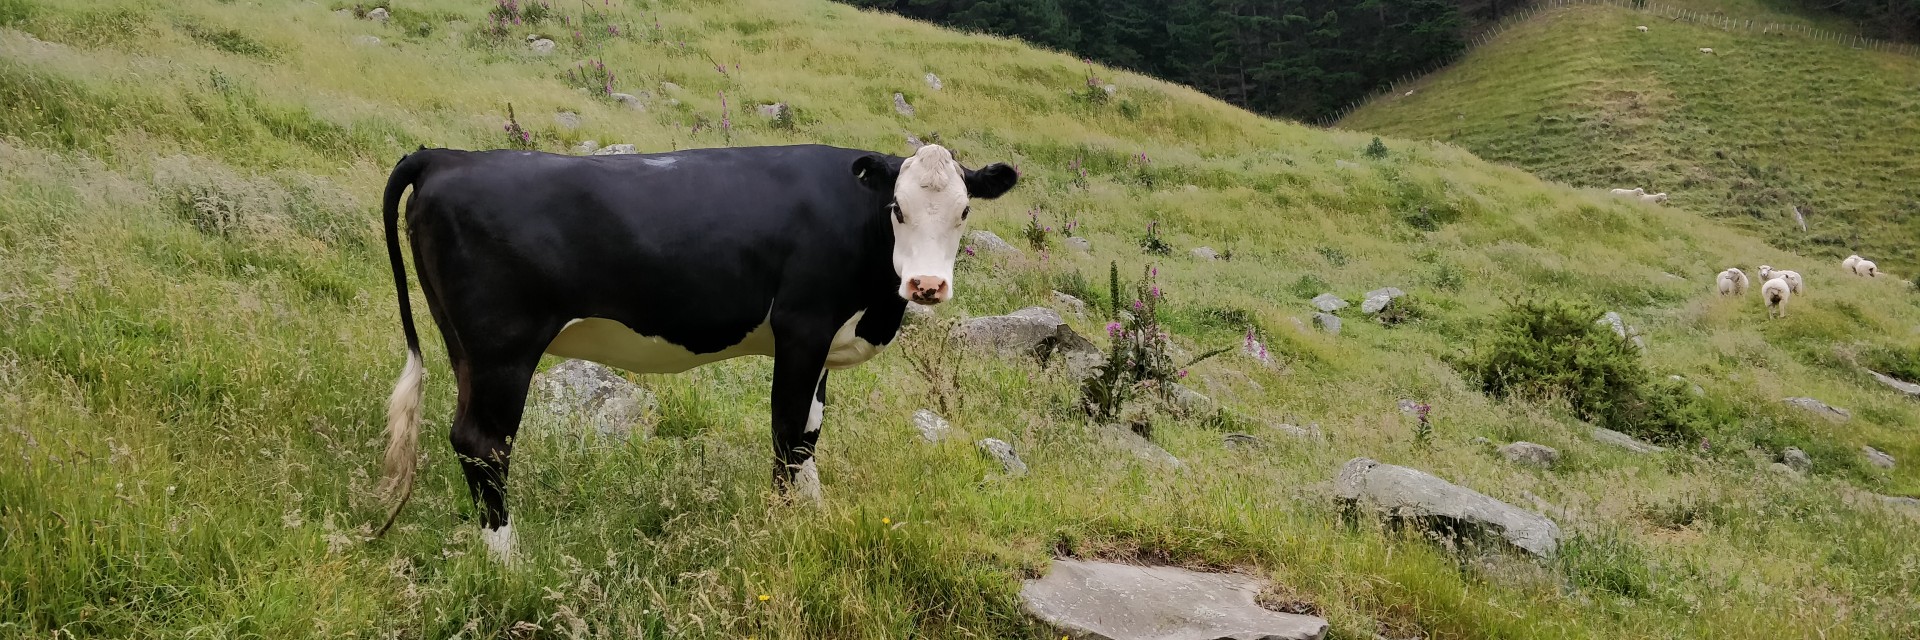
xmin=1052 ymin=290 xmax=1087 ymax=316
xmin=966 ymin=229 xmax=1017 ymax=254
xmin=1882 ymin=495 xmax=1920 ymax=512
xmin=1020 ymin=559 xmax=1329 ymax=640
xmin=1782 ymin=447 xmax=1812 ymax=473
xmin=1865 ymin=369 xmax=1920 ymax=397
xmin=1165 ymin=383 xmax=1215 ymax=414
xmin=553 ymin=111 xmax=581 ymax=130
xmin=903 ymin=301 xmax=937 ymax=324
xmin=1499 ymin=442 xmax=1560 ymax=468
xmin=1334 ymin=458 xmax=1562 ymax=557
xmin=1591 ymin=427 xmax=1665 ymax=454
xmin=1361 ymin=294 xmax=1395 ymax=314
xmin=573 ymin=139 xmax=599 ymax=155
xmin=366 ymin=7 xmax=389 ymax=22
xmin=912 ymin=409 xmax=951 ymax=443
xmin=609 ymin=92 xmax=645 ymax=111
xmin=755 ymin=103 xmax=786 ymax=118
xmin=1064 ymin=236 xmax=1091 ymax=253
xmin=528 ymin=360 xmax=655 ymax=443
xmin=956 ymin=307 xmax=1100 ymax=379
xmin=1190 ymin=247 xmax=1218 ymax=261
xmin=528 ymin=38 xmax=556 ymax=54
xmin=1865 ymin=446 xmax=1896 ymax=469
xmin=1276 ymin=423 xmax=1324 ymax=441
xmin=592 ymin=143 xmax=638 ymax=155
xmin=1334 ymin=160 xmax=1358 ymax=170
xmin=1310 ymin=294 xmax=1347 ymax=313
xmin=924 ymin=72 xmax=942 ymax=90
xmin=1103 ymin=426 xmax=1181 ymax=468
xmin=1365 ymin=287 xmax=1406 ymax=301
xmin=893 ymin=92 xmax=915 ymax=117
xmin=1312 ymin=313 xmax=1341 ymax=335
xmin=976 ymin=438 xmax=1026 ymax=476
xmin=904 ymin=133 xmax=923 ymax=150
xmin=1784 ymin=397 xmax=1851 ymax=422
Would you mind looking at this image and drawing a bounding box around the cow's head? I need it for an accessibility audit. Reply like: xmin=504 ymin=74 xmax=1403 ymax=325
xmin=854 ymin=144 xmax=1017 ymax=305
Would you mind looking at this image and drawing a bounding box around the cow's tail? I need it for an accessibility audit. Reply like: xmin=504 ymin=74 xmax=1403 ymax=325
xmin=377 ymin=150 xmax=430 ymax=537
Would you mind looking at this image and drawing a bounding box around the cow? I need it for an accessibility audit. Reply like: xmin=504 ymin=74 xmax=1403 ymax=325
xmin=372 ymin=144 xmax=1018 ymax=559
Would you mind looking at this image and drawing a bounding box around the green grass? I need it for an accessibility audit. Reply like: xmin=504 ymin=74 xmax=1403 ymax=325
xmin=1343 ymin=3 xmax=1920 ymax=275
xmin=2 ymin=0 xmax=1920 ymax=637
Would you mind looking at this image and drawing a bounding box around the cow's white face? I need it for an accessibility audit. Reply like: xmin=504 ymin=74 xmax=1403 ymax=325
xmin=854 ymin=144 xmax=1017 ymax=306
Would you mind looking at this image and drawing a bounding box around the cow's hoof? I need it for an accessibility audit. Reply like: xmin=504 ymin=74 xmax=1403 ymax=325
xmin=481 ymin=520 xmax=516 ymax=563
xmin=777 ymin=459 xmax=825 ymax=505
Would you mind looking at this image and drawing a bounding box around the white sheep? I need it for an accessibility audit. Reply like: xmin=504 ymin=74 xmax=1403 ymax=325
xmin=1856 ymin=259 xmax=1879 ymax=277
xmin=1778 ymin=270 xmax=1804 ymax=294
xmin=1609 ymin=187 xmax=1646 ymax=198
xmin=1716 ymin=268 xmax=1749 ymax=295
xmin=1757 ymin=265 xmax=1774 ymax=282
xmin=1762 ymin=278 xmax=1791 ymax=318
xmin=1637 ymin=25 xmax=1650 ymax=32
xmin=1638 ymin=192 xmax=1669 ymax=204
xmin=1700 ymin=47 xmax=1716 ymax=54
xmin=1843 ymin=255 xmax=1861 ymax=273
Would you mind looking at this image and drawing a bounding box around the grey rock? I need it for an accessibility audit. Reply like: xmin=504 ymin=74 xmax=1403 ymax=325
xmin=1396 ymin=399 xmax=1425 ymax=417
xmin=1597 ymin=311 xmax=1627 ymax=339
xmin=1365 ymin=287 xmax=1406 ymax=300
xmin=1310 ymin=294 xmax=1347 ymax=313
xmin=924 ymin=72 xmax=942 ymax=90
xmin=1784 ymin=397 xmax=1851 ymax=422
xmin=956 ymin=307 xmax=1100 ymax=379
xmin=1101 ymin=84 xmax=1118 ymax=97
xmin=659 ymin=81 xmax=682 ymax=93
xmin=1020 ymin=559 xmax=1328 ymax=640
xmin=553 ymin=111 xmax=581 ymax=130
xmin=1166 ymin=383 xmax=1214 ymax=414
xmin=1592 ymin=427 xmax=1665 ymax=454
xmin=334 ymin=9 xmax=353 ymax=18
xmin=592 ymin=143 xmax=637 ymax=156
xmin=1103 ymin=427 xmax=1181 ymax=468
xmin=351 ymin=35 xmax=381 ymax=46
xmin=528 ymin=360 xmax=655 ymax=443
xmin=904 ymin=133 xmax=924 ymax=150
xmin=1865 ymin=446 xmax=1896 ymax=469
xmin=903 ymin=301 xmax=937 ymax=324
xmin=912 ymin=409 xmax=951 ymax=443
xmin=976 ymin=438 xmax=1027 ymax=476
xmin=893 ymin=92 xmax=915 ymax=117
xmin=609 ymin=92 xmax=645 ymax=111
xmin=1276 ymin=423 xmax=1324 ymax=440
xmin=528 ymin=38 xmax=556 ymax=54
xmin=1768 ymin=462 xmax=1803 ymax=479
xmin=573 ymin=139 xmax=599 ymax=155
xmin=1223 ymin=433 xmax=1264 ymax=450
xmin=1865 ymin=369 xmax=1920 ymax=397
xmin=1312 ymin=313 xmax=1341 ymax=335
xmin=755 ymin=103 xmax=786 ymax=118
xmin=1190 ymin=246 xmax=1218 ymax=261
xmin=1361 ymin=294 xmax=1395 ymax=314
xmin=966 ymin=229 xmax=1017 ymax=254
xmin=1881 ymin=495 xmax=1920 ymax=511
xmin=1064 ymin=236 xmax=1091 ymax=253
xmin=1471 ymin=436 xmax=1493 ymax=446
xmin=1334 ymin=457 xmax=1563 ymax=557
xmin=1051 ymin=290 xmax=1087 ymax=316
xmin=1499 ymin=442 xmax=1560 ymax=468
xmin=1782 ymin=447 xmax=1812 ymax=473
xmin=366 ymin=7 xmax=389 ymax=22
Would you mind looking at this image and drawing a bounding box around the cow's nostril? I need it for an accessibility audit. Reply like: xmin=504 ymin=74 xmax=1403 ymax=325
xmin=909 ymin=277 xmax=922 ymax=290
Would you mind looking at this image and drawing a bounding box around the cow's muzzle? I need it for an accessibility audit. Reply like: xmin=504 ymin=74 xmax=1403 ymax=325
xmin=907 ymin=276 xmax=949 ymax=305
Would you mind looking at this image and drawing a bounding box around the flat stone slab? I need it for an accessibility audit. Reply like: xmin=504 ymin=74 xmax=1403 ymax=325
xmin=966 ymin=229 xmax=1017 ymax=254
xmin=1021 ymin=559 xmax=1329 ymax=640
xmin=1103 ymin=427 xmax=1182 ymax=469
xmin=1310 ymin=294 xmax=1347 ymax=313
xmin=1335 ymin=458 xmax=1562 ymax=557
xmin=1592 ymin=427 xmax=1665 ymax=454
xmin=1865 ymin=369 xmax=1920 ymax=398
xmin=1499 ymin=442 xmax=1559 ymax=468
xmin=1784 ymin=397 xmax=1851 ymax=421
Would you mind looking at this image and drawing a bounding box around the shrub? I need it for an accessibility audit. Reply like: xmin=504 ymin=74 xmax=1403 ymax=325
xmin=1021 ymin=208 xmax=1049 ymax=252
xmin=1375 ymin=294 xmax=1426 ymax=327
xmin=1315 ymin=246 xmax=1348 ymax=267
xmin=1139 ymin=221 xmax=1172 ymax=256
xmin=1053 ymin=269 xmax=1100 ymax=310
xmin=1364 ymin=136 xmax=1389 ymax=159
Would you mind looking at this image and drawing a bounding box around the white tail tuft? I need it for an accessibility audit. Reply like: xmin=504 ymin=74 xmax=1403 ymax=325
xmin=376 ymin=350 xmax=425 ymax=535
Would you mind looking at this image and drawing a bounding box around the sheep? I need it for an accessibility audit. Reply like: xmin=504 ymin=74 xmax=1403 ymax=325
xmin=1638 ymin=192 xmax=1669 ymax=204
xmin=1637 ymin=25 xmax=1650 ymax=32
xmin=1856 ymin=259 xmax=1879 ymax=277
xmin=1716 ymin=268 xmax=1749 ymax=295
xmin=1609 ymin=187 xmax=1646 ymax=198
xmin=1756 ymin=265 xmax=1774 ymax=282
xmin=1843 ymin=255 xmax=1861 ymax=273
xmin=1778 ymin=270 xmax=1804 ymax=294
xmin=1762 ymin=278 xmax=1791 ymax=318
xmin=1700 ymin=47 xmax=1716 ymax=54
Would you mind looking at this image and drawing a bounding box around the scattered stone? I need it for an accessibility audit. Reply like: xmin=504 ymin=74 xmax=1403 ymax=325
xmin=1103 ymin=426 xmax=1182 ymax=468
xmin=903 ymin=301 xmax=937 ymax=324
xmin=660 ymin=81 xmax=683 ymax=93
xmin=912 ymin=409 xmax=951 ymax=443
xmin=1365 ymin=287 xmax=1406 ymax=301
xmin=755 ymin=103 xmax=786 ymax=118
xmin=1223 ymin=433 xmax=1264 ymax=450
xmin=976 ymin=438 xmax=1027 ymax=476
xmin=904 ymin=133 xmax=924 ymax=150
xmin=956 ymin=307 xmax=1101 ymax=379
xmin=1662 ymin=272 xmax=1685 ymax=280
xmin=1865 ymin=369 xmax=1920 ymax=397
xmin=1596 ymin=311 xmax=1627 ymax=338
xmin=1499 ymin=442 xmax=1560 ymax=468
xmin=1782 ymin=447 xmax=1812 ymax=473
xmin=966 ymin=229 xmax=1017 ymax=255
xmin=924 ymin=72 xmax=942 ymax=90
xmin=352 ymin=35 xmax=382 ymax=46
xmin=1361 ymin=287 xmax=1407 ymax=315
xmin=1591 ymin=427 xmax=1666 ymax=454
xmin=1334 ymin=457 xmax=1563 ymax=557
xmin=1881 ymin=495 xmax=1920 ymax=512
xmin=1166 ymin=383 xmax=1214 ymax=414
xmin=528 ymin=360 xmax=655 ymax=443
xmin=1101 ymin=84 xmax=1117 ymax=97
xmin=1784 ymin=397 xmax=1851 ymax=422
xmin=553 ymin=111 xmax=581 ymax=130
xmin=573 ymin=140 xmax=600 ymax=155
xmin=366 ymin=7 xmax=389 ymax=22
xmin=1276 ymin=423 xmax=1324 ymax=440
xmin=893 ymin=92 xmax=915 ymax=117
xmin=1020 ymin=560 xmax=1329 ymax=640
xmin=1064 ymin=236 xmax=1091 ymax=253
xmin=1190 ymin=246 xmax=1218 ymax=261
xmin=609 ymin=92 xmax=645 ymax=111
xmin=592 ymin=143 xmax=637 ymax=156
xmin=1865 ymin=446 xmax=1896 ymax=469
xmin=1051 ymin=290 xmax=1087 ymax=316
xmin=1311 ymin=293 xmax=1348 ymax=313
xmin=1312 ymin=313 xmax=1342 ymax=335
xmin=528 ymin=38 xmax=556 ymax=54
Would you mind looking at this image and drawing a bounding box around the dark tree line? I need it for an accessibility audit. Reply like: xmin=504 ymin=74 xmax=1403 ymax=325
xmin=842 ymin=0 xmax=1468 ymax=122
xmin=1782 ymin=0 xmax=1920 ymax=42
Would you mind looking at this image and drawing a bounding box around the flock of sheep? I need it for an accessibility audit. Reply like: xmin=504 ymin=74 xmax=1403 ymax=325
xmin=1715 ymin=256 xmax=1881 ymax=318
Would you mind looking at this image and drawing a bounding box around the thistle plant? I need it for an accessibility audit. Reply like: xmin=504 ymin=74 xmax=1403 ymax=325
xmin=1081 ymin=263 xmax=1225 ymax=422
xmin=502 ymin=104 xmax=534 ymax=150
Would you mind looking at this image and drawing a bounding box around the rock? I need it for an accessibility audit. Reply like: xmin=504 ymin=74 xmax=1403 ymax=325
xmin=573 ymin=140 xmax=599 ymax=155
xmin=1020 ymin=560 xmax=1329 ymax=640
xmin=660 ymin=81 xmax=683 ymax=93
xmin=1365 ymin=287 xmax=1406 ymax=300
xmin=1051 ymin=290 xmax=1087 ymax=316
xmin=1361 ymin=295 xmax=1393 ymax=314
xmin=1471 ymin=436 xmax=1493 ymax=446
xmin=1768 ymin=462 xmax=1803 ymax=478
xmin=351 ymin=35 xmax=381 ymax=46
xmin=966 ymin=229 xmax=1017 ymax=255
xmin=553 ymin=111 xmax=581 ymax=130
xmin=977 ymin=438 xmax=1027 ymax=476
xmin=1865 ymin=369 xmax=1920 ymax=397
xmin=903 ymin=301 xmax=937 ymax=324
xmin=1396 ymin=399 xmax=1425 ymax=417
xmin=1223 ymin=433 xmax=1264 ymax=450
xmin=1591 ymin=427 xmax=1665 ymax=454
xmin=609 ymin=92 xmax=645 ymax=111
xmin=904 ymin=133 xmax=924 ymax=150
xmin=1064 ymin=236 xmax=1091 ymax=253
xmin=755 ymin=103 xmax=785 ymax=118
xmin=1881 ymin=495 xmax=1920 ymax=511
xmin=1865 ymin=446 xmax=1896 ymax=469
xmin=1310 ymin=294 xmax=1348 ymax=312
xmin=334 ymin=8 xmax=353 ymax=18
xmin=1782 ymin=447 xmax=1812 ymax=473
xmin=528 ymin=360 xmax=655 ymax=443
xmin=366 ymin=7 xmax=389 ymax=22
xmin=1101 ymin=84 xmax=1118 ymax=97
xmin=1103 ymin=426 xmax=1181 ymax=468
xmin=1596 ymin=311 xmax=1627 ymax=339
xmin=1312 ymin=313 xmax=1341 ymax=335
xmin=956 ymin=307 xmax=1100 ymax=379
xmin=912 ymin=409 xmax=951 ymax=443
xmin=528 ymin=38 xmax=556 ymax=54
xmin=1190 ymin=246 xmax=1218 ymax=261
xmin=1166 ymin=383 xmax=1214 ymax=414
xmin=1276 ymin=423 xmax=1324 ymax=440
xmin=592 ymin=143 xmax=637 ymax=155
xmin=1334 ymin=457 xmax=1563 ymax=557
xmin=1334 ymin=160 xmax=1358 ymax=170
xmin=1499 ymin=442 xmax=1560 ymax=468
xmin=893 ymin=92 xmax=915 ymax=117
xmin=924 ymin=72 xmax=942 ymax=90
xmin=1784 ymin=397 xmax=1851 ymax=422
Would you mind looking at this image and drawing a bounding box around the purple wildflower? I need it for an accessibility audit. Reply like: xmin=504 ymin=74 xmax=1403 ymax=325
xmin=1150 ymin=286 xmax=1160 ymax=299
xmin=1106 ymin=322 xmax=1123 ymax=337
xmin=1178 ymin=370 xmax=1188 ymax=378
xmin=1132 ymin=299 xmax=1144 ymax=311
xmin=964 ymin=245 xmax=976 ymax=256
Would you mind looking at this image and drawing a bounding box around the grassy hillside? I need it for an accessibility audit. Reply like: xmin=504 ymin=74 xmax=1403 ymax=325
xmin=1342 ymin=3 xmax=1920 ymax=274
xmin=3 ymin=0 xmax=1920 ymax=638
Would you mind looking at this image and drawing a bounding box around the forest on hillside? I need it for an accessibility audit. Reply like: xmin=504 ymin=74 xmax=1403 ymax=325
xmin=1784 ymin=0 xmax=1920 ymax=41
xmin=839 ymin=0 xmax=1471 ymax=122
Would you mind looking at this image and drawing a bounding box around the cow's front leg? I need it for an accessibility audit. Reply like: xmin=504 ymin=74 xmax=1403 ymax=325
xmin=770 ymin=323 xmax=832 ymax=502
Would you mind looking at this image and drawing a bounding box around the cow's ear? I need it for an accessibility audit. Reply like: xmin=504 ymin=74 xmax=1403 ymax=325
xmin=852 ymin=154 xmax=897 ymax=193
xmin=964 ymin=163 xmax=1018 ymax=199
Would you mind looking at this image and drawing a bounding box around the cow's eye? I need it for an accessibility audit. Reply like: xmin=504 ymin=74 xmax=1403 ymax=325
xmin=890 ymin=203 xmax=904 ymax=223
xmin=960 ymin=206 xmax=971 ymax=221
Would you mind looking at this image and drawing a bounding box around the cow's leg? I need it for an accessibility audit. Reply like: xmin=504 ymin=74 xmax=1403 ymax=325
xmin=770 ymin=323 xmax=833 ymax=502
xmin=449 ymin=346 xmax=544 ymax=561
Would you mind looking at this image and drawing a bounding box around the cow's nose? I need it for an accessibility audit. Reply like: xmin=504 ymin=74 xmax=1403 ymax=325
xmin=908 ymin=276 xmax=949 ymax=304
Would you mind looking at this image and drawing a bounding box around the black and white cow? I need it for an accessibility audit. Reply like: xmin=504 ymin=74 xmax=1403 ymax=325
xmin=374 ymin=144 xmax=1017 ymax=558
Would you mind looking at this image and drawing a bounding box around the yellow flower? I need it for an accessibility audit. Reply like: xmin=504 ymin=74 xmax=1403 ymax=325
xmin=882 ymin=517 xmax=892 ymax=525
xmin=758 ymin=594 xmax=771 ymax=602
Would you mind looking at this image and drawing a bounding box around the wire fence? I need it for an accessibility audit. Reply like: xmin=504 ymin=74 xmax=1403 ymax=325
xmin=1314 ymin=0 xmax=1920 ymax=127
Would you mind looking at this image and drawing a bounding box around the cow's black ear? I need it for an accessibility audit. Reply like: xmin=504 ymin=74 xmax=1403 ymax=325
xmin=964 ymin=163 xmax=1018 ymax=199
xmin=852 ymin=154 xmax=896 ymax=193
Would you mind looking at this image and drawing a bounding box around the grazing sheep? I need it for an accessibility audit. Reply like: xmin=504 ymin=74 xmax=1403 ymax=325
xmin=1777 ymin=270 xmax=1804 ymax=294
xmin=1638 ymin=192 xmax=1669 ymax=204
xmin=1637 ymin=25 xmax=1650 ymax=32
xmin=1757 ymin=265 xmax=1774 ymax=282
xmin=1762 ymin=278 xmax=1791 ymax=318
xmin=1700 ymin=47 xmax=1716 ymax=54
xmin=1717 ymin=268 xmax=1750 ymax=295
xmin=1856 ymin=259 xmax=1879 ymax=277
xmin=1843 ymin=255 xmax=1861 ymax=273
xmin=1609 ymin=187 xmax=1646 ymax=198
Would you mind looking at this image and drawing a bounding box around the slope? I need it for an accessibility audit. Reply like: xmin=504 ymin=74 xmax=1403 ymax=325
xmin=2 ymin=0 xmax=1919 ymax=638
xmin=1342 ymin=2 xmax=1920 ymax=274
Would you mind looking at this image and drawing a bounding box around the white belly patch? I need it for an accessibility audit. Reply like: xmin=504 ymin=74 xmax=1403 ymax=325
xmin=825 ymin=311 xmax=886 ymax=369
xmin=545 ymin=317 xmax=774 ymax=374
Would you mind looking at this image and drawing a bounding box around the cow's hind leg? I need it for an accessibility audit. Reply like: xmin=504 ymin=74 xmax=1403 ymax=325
xmin=450 ymin=347 xmax=545 ymax=561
